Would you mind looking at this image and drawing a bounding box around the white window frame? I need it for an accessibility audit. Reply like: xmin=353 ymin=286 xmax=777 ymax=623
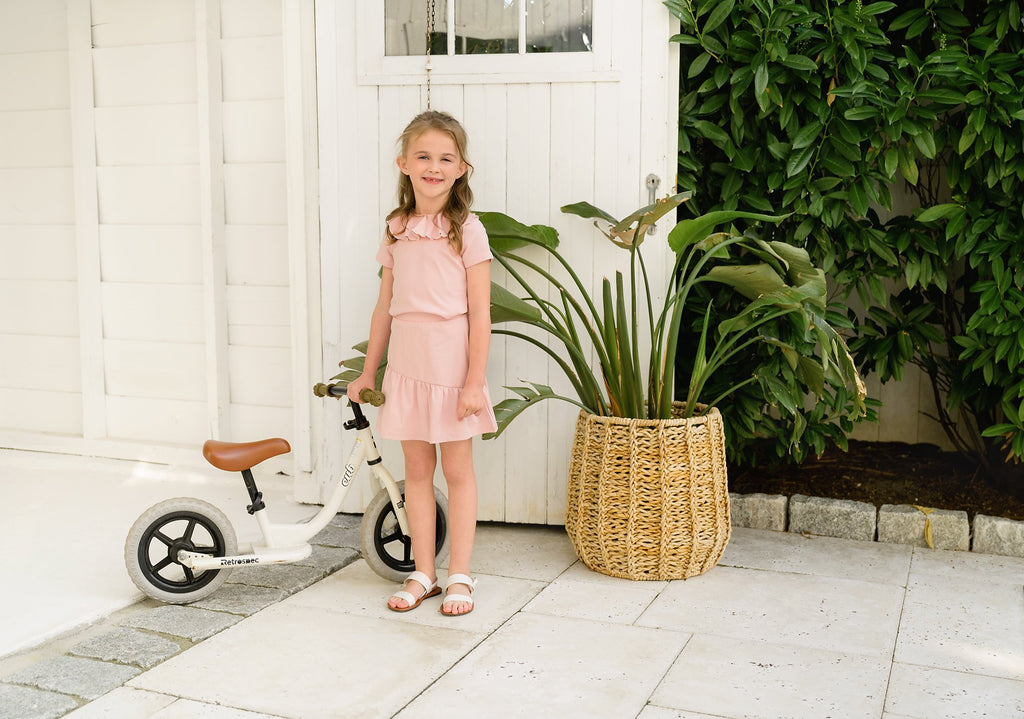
xmin=356 ymin=0 xmax=616 ymax=85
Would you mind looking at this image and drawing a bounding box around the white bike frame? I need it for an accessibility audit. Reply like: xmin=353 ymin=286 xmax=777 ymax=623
xmin=179 ymin=416 xmax=408 ymax=572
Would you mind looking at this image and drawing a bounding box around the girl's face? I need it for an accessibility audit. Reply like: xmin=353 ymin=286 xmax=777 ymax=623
xmin=397 ymin=129 xmax=467 ymax=212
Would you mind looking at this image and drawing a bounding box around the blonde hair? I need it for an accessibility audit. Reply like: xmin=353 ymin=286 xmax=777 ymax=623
xmin=385 ymin=110 xmax=474 ymax=254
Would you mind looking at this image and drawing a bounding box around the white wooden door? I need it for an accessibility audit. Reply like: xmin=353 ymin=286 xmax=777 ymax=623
xmin=314 ymin=0 xmax=679 ymax=523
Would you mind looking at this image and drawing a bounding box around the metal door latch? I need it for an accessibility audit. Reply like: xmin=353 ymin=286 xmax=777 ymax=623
xmin=646 ymin=174 xmax=661 ymax=235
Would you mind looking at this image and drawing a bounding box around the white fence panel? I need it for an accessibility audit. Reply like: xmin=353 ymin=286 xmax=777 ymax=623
xmin=0 ymin=336 xmax=80 ymax=392
xmin=104 ymin=339 xmax=205 ymax=401
xmin=94 ymin=105 xmax=199 ymax=166
xmin=92 ymin=45 xmax=197 ymax=107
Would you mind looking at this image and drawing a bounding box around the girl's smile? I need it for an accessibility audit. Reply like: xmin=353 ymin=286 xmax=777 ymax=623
xmin=397 ymin=129 xmax=467 ymax=214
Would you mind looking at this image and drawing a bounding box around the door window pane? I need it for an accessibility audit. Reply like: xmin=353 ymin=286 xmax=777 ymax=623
xmin=385 ymin=0 xmax=449 ymax=56
xmin=454 ymin=0 xmax=518 ymax=55
xmin=385 ymin=0 xmax=593 ymax=56
xmin=526 ymin=0 xmax=592 ymax=53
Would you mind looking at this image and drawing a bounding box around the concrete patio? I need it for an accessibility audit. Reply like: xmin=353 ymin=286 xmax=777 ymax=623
xmin=1 ymin=449 xmax=1023 ymax=718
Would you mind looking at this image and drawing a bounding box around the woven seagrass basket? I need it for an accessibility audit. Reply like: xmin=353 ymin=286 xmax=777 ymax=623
xmin=565 ymin=403 xmax=731 ymax=580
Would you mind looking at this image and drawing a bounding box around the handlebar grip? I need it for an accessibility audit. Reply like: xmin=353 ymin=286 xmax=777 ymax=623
xmin=312 ymin=382 xmax=331 ymax=397
xmin=359 ymin=388 xmax=385 ymax=407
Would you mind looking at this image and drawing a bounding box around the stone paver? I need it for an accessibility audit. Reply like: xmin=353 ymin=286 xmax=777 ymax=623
xmin=311 ymin=515 xmax=361 ymax=549
xmin=225 ymin=563 xmax=324 ymax=592
xmin=877 ymin=504 xmax=969 ymax=551
xmin=69 ymin=628 xmax=182 ymax=670
xmin=4 ymin=656 xmax=139 ymax=701
xmin=729 ymin=492 xmax=787 ymax=531
xmin=190 ymin=585 xmax=288 ymax=616
xmin=294 ymin=545 xmax=360 ymax=574
xmin=972 ymin=514 xmax=1024 ymax=557
xmin=119 ymin=605 xmax=241 ymax=643
xmin=788 ymin=494 xmax=877 ymax=541
xmin=0 ymin=683 xmax=79 ymax=719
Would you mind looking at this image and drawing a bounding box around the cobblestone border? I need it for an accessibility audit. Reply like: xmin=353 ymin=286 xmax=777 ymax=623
xmin=730 ymin=492 xmax=1024 ymax=558
xmin=0 ymin=515 xmax=362 ymax=719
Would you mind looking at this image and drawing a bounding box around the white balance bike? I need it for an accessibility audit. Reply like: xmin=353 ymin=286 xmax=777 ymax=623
xmin=124 ymin=383 xmax=449 ymax=603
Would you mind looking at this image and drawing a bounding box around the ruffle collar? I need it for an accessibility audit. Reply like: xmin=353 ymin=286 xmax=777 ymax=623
xmin=388 ymin=213 xmax=451 ymax=242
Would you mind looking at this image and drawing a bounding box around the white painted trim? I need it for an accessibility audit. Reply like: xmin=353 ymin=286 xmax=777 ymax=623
xmin=283 ymin=0 xmax=321 ymax=497
xmin=311 ymin=0 xmax=344 ymax=504
xmin=195 ymin=0 xmax=231 ymax=440
xmin=0 ymin=431 xmax=296 ymax=486
xmin=67 ymin=0 xmax=106 ymax=439
xmin=360 ymin=70 xmax=621 ymax=86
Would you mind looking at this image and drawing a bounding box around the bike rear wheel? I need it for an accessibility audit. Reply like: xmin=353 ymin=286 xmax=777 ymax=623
xmin=359 ymin=481 xmax=449 ymax=583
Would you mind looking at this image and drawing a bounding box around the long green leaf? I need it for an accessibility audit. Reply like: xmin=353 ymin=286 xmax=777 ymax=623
xmin=615 ymin=272 xmax=639 ymax=417
xmin=489 ymin=281 xmax=542 ymax=324
xmin=478 ymin=211 xmax=559 ymax=253
xmin=667 ymin=211 xmax=789 ymax=252
xmin=485 ymin=382 xmax=591 ymax=439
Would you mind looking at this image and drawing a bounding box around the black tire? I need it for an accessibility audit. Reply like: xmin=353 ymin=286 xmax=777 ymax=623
xmin=124 ymin=497 xmax=238 ymax=604
xmin=359 ymin=481 xmax=449 ymax=583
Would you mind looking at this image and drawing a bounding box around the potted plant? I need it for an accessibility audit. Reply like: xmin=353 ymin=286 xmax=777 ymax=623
xmin=476 ymin=192 xmax=866 ymax=580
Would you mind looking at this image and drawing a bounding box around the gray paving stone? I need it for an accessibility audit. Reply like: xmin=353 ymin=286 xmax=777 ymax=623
xmin=190 ymin=583 xmax=287 ymax=616
xmin=729 ymin=492 xmax=787 ymax=531
xmin=69 ymin=627 xmax=182 ymax=670
xmin=4 ymin=656 xmax=139 ymax=701
xmin=294 ymin=544 xmax=360 ymax=574
xmin=119 ymin=604 xmax=241 ymax=641
xmin=225 ymin=562 xmax=324 ymax=593
xmin=972 ymin=514 xmax=1024 ymax=558
xmin=328 ymin=512 xmax=362 ymax=530
xmin=788 ymin=494 xmax=876 ymax=541
xmin=312 ymin=521 xmax=360 ymax=549
xmin=0 ymin=683 xmax=78 ymax=719
xmin=877 ymin=504 xmax=969 ymax=551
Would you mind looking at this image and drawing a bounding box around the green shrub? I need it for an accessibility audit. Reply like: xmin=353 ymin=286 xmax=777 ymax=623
xmin=666 ymin=0 xmax=1024 ymax=489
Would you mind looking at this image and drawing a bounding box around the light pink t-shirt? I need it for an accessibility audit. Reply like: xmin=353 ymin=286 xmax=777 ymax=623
xmin=376 ymin=212 xmax=492 ymax=320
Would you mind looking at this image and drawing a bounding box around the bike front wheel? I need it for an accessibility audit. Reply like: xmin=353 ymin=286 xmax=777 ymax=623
xmin=124 ymin=497 xmax=238 ymax=604
xmin=360 ymin=481 xmax=449 ymax=583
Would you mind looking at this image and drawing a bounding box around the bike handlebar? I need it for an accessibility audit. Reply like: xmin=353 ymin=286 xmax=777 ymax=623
xmin=312 ymin=382 xmax=385 ymax=407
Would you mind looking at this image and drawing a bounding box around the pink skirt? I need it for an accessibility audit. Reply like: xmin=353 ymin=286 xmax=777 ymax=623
xmin=378 ymin=314 xmax=498 ymax=443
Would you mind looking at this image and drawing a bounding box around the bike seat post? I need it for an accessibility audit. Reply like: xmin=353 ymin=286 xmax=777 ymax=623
xmin=241 ymin=468 xmax=265 ymax=515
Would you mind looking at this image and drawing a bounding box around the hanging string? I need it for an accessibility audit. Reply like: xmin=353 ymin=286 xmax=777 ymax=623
xmin=425 ymin=0 xmax=435 ymax=109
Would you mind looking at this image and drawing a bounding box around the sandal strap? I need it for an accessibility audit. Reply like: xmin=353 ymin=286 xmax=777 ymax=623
xmin=391 ymin=590 xmax=417 ymax=605
xmin=444 ymin=574 xmax=476 ymax=592
xmin=407 ymin=571 xmax=436 ymax=591
xmin=391 ymin=571 xmax=436 ymax=604
xmin=442 ymin=593 xmax=473 ymax=605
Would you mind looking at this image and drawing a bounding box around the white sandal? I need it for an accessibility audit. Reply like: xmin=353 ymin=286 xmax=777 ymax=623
xmin=388 ymin=571 xmax=440 ymax=613
xmin=440 ymin=573 xmax=477 ymax=616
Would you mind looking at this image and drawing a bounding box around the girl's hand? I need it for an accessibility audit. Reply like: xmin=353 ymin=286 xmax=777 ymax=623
xmin=457 ymin=385 xmax=487 ymax=420
xmin=347 ymin=373 xmax=375 ymax=403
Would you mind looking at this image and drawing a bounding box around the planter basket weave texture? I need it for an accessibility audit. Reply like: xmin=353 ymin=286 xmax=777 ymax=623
xmin=565 ymin=403 xmax=731 ymax=580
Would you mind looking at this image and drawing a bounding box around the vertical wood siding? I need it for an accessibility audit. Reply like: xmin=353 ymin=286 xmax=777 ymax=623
xmin=0 ymin=0 xmax=79 ymax=435
xmin=0 ymin=0 xmax=311 ymax=466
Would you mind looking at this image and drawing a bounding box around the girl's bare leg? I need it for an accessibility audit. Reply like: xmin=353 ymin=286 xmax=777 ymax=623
xmin=439 ymin=438 xmax=478 ymax=615
xmin=389 ymin=439 xmax=438 ymax=610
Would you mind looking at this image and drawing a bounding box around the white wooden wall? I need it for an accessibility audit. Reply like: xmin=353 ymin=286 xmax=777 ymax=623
xmin=0 ymin=0 xmax=320 ymax=488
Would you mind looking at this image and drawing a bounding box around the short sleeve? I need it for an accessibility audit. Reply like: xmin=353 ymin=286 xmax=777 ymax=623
xmin=460 ymin=214 xmax=493 ymax=268
xmin=375 ymin=231 xmax=394 ymax=268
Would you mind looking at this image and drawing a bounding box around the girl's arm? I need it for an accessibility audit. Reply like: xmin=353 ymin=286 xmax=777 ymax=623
xmin=458 ymin=260 xmax=492 ymax=419
xmin=347 ymin=267 xmax=394 ymax=403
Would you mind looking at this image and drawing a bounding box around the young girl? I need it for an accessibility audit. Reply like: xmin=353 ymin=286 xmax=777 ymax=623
xmin=347 ymin=110 xmax=497 ymax=616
